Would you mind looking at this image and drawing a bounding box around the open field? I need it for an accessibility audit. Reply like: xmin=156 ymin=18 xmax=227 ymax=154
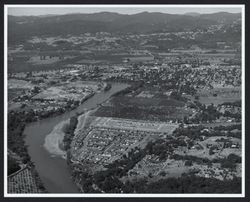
xmin=8 ymin=79 xmax=34 ymax=89
xmin=95 ymin=95 xmax=192 ymax=121
xmin=197 ymin=87 xmax=241 ymax=105
xmin=8 ymin=54 xmax=82 ymax=73
xmin=94 ymin=106 xmax=192 ymax=121
xmin=28 ymin=56 xmax=75 ymax=65
xmin=8 ymin=88 xmax=25 ymax=101
xmin=75 ymin=54 xmax=126 ymax=64
xmin=110 ymin=96 xmax=185 ymax=107
xmin=75 ymin=53 xmax=154 ymax=64
xmin=76 ymin=59 xmax=104 ymax=64
xmin=126 ymin=56 xmax=154 ymax=62
xmin=198 ymin=96 xmax=240 ymax=106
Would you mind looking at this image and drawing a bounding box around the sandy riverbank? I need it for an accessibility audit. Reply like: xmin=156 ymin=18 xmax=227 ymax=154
xmin=43 ymin=109 xmax=95 ymax=158
xmin=43 ymin=119 xmax=69 ymax=158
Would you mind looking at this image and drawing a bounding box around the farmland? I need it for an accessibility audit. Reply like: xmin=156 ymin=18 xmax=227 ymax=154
xmin=94 ymin=94 xmax=193 ymax=122
xmin=28 ymin=56 xmax=76 ymax=65
xmin=8 ymin=79 xmax=34 ymax=89
xmin=8 ymin=88 xmax=25 ymax=101
xmin=196 ymin=87 xmax=241 ymax=106
xmin=8 ymin=166 xmax=43 ymax=193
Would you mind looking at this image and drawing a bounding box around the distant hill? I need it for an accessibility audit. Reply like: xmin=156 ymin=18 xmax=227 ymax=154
xmin=184 ymin=12 xmax=201 ymax=17
xmin=8 ymin=11 xmax=241 ymax=44
xmin=199 ymin=12 xmax=241 ymax=23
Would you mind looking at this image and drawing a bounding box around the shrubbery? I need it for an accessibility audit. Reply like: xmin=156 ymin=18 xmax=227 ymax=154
xmin=8 ymin=157 xmax=21 ymax=175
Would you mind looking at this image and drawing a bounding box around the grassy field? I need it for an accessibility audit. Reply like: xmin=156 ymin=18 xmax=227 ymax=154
xmin=27 ymin=56 xmax=75 ymax=65
xmin=76 ymin=53 xmax=150 ymax=64
xmin=8 ymin=79 xmax=34 ymax=89
xmin=95 ymin=95 xmax=191 ymax=121
xmin=110 ymin=96 xmax=185 ymax=108
xmin=8 ymin=88 xmax=25 ymax=100
xmin=76 ymin=59 xmax=104 ymax=64
xmin=197 ymin=87 xmax=241 ymax=105
xmin=198 ymin=96 xmax=241 ymax=106
xmin=8 ymin=54 xmax=82 ymax=73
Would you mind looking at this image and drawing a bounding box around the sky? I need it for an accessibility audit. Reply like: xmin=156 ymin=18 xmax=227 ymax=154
xmin=7 ymin=6 xmax=242 ymax=16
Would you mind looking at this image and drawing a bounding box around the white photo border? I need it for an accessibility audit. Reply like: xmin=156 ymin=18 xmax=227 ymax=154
xmin=4 ymin=4 xmax=246 ymax=198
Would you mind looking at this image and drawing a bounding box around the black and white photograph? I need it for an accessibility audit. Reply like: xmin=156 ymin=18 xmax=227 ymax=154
xmin=4 ymin=4 xmax=245 ymax=197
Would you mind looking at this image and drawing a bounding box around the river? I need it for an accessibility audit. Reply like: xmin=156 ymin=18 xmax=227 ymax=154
xmin=24 ymin=82 xmax=129 ymax=193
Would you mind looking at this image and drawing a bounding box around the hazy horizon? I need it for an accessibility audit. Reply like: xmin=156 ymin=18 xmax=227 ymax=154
xmin=7 ymin=6 xmax=242 ymax=16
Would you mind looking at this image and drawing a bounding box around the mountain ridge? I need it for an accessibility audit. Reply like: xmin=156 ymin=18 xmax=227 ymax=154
xmin=8 ymin=11 xmax=241 ymax=44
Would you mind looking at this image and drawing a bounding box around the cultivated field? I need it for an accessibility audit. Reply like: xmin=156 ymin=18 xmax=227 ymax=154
xmin=197 ymin=87 xmax=241 ymax=105
xmin=8 ymin=167 xmax=41 ymax=193
xmin=95 ymin=95 xmax=192 ymax=121
xmin=8 ymin=88 xmax=25 ymax=101
xmin=8 ymin=79 xmax=34 ymax=89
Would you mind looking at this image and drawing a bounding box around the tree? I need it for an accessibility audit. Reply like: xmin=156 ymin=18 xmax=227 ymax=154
xmin=8 ymin=157 xmax=21 ymax=175
xmin=32 ymin=86 xmax=40 ymax=94
xmin=227 ymin=153 xmax=241 ymax=163
xmin=185 ymin=160 xmax=193 ymax=166
xmin=209 ymin=147 xmax=215 ymax=155
xmin=159 ymin=171 xmax=167 ymax=176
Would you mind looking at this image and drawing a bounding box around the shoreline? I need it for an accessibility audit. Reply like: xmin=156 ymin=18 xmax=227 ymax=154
xmin=21 ymin=82 xmax=130 ymax=193
xmin=43 ymin=119 xmax=69 ymax=158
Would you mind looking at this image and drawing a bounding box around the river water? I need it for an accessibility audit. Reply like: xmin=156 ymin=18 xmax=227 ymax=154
xmin=24 ymin=83 xmax=129 ymax=193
